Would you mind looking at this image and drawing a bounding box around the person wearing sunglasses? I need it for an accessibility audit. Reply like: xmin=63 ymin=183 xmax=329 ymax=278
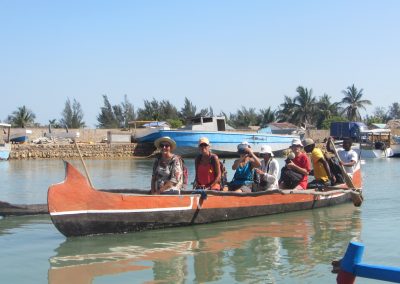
xmin=229 ymin=141 xmax=261 ymax=192
xmin=151 ymin=136 xmax=184 ymax=194
xmin=193 ymin=137 xmax=223 ymax=191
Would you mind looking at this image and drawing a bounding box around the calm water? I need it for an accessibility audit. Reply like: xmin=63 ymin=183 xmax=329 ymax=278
xmin=1 ymin=158 xmax=400 ymax=283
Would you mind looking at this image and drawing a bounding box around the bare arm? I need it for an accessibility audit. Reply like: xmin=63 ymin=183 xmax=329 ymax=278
xmin=341 ymin=159 xmax=356 ymax=167
xmin=320 ymin=158 xmax=334 ymax=181
xmin=232 ymin=157 xmax=245 ymax=170
xmin=326 ymin=137 xmax=334 ymax=153
xmin=287 ymin=160 xmax=309 ymax=175
xmin=159 ymin=181 xmax=177 ymax=192
xmin=210 ymin=157 xmax=221 ymax=188
xmin=247 ymin=148 xmax=261 ymax=169
xmin=151 ymin=175 xmax=157 ymax=194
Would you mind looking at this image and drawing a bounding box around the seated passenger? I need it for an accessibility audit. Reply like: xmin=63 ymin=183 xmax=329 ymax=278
xmin=229 ymin=141 xmax=261 ymax=192
xmin=151 ymin=136 xmax=184 ymax=194
xmin=279 ymin=138 xmax=310 ymax=190
xmin=254 ymin=145 xmax=279 ymax=191
xmin=302 ymin=138 xmax=335 ymax=189
xmin=326 ymin=137 xmax=358 ymax=178
xmin=193 ymin=137 xmax=222 ymax=190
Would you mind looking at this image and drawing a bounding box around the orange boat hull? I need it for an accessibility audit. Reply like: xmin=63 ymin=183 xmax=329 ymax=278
xmin=48 ymin=162 xmax=361 ymax=237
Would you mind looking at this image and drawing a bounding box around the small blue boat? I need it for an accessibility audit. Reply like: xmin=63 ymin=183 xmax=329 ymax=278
xmin=9 ymin=129 xmax=32 ymax=144
xmin=0 ymin=123 xmax=11 ymax=160
xmin=137 ymin=116 xmax=300 ymax=157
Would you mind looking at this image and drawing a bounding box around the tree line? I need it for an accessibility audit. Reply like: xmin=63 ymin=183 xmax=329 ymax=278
xmin=3 ymin=84 xmax=400 ymax=129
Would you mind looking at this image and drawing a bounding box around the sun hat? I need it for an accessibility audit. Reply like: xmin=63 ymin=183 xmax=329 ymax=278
xmin=154 ymin=136 xmax=176 ymax=151
xmin=198 ymin=137 xmax=210 ymax=146
xmin=259 ymin=145 xmax=274 ymax=156
xmin=302 ymin=138 xmax=315 ymax=147
xmin=237 ymin=141 xmax=251 ymax=151
xmin=291 ymin=138 xmax=303 ymax=147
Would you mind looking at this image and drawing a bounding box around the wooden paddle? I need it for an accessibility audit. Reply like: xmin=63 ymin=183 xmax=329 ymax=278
xmin=329 ymin=138 xmax=363 ymax=207
xmin=74 ymin=139 xmax=94 ymax=187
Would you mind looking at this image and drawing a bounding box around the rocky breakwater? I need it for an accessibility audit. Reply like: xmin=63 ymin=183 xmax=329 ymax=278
xmin=10 ymin=143 xmax=138 ymax=159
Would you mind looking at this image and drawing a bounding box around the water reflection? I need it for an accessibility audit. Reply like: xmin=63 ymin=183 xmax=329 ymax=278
xmin=48 ymin=204 xmax=361 ymax=283
xmin=0 ymin=215 xmax=50 ymax=236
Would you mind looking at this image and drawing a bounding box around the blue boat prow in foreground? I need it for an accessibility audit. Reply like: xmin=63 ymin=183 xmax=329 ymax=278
xmin=337 ymin=241 xmax=400 ymax=283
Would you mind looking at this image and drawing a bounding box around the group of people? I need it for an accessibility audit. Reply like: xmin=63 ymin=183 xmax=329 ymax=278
xmin=150 ymin=135 xmax=358 ymax=194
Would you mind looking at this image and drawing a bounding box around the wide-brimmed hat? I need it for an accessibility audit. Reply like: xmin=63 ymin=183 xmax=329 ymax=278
xmin=154 ymin=136 xmax=176 ymax=151
xmin=302 ymin=138 xmax=315 ymax=147
xmin=259 ymin=144 xmax=274 ymax=156
xmin=198 ymin=137 xmax=210 ymax=146
xmin=291 ymin=138 xmax=303 ymax=147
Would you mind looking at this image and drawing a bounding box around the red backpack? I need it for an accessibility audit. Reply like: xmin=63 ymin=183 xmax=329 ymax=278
xmin=179 ymin=156 xmax=189 ymax=189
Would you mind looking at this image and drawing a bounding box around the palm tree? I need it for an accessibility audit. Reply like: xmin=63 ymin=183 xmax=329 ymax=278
xmin=340 ymin=84 xmax=371 ymax=121
xmin=229 ymin=106 xmax=258 ymax=128
xmin=7 ymin=105 xmax=36 ymax=127
xmin=315 ymin=94 xmax=340 ymax=128
xmin=276 ymin=95 xmax=296 ymax=123
xmin=259 ymin=107 xmax=276 ymax=128
xmin=293 ymin=86 xmax=317 ymax=126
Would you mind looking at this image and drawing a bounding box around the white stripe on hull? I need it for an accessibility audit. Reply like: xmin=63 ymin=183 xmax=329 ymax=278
xmin=50 ymin=196 xmax=197 ymax=216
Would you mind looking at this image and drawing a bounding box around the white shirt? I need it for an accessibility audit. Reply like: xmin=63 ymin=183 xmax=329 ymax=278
xmin=259 ymin=158 xmax=280 ymax=190
xmin=338 ymin=148 xmax=358 ymax=175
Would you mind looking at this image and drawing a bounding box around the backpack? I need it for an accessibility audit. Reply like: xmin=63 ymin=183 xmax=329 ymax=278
xmin=279 ymin=166 xmax=303 ymax=189
xmin=326 ymin=156 xmax=345 ymax=185
xmin=195 ymin=153 xmax=227 ymax=188
xmin=180 ymin=157 xmax=189 ymax=189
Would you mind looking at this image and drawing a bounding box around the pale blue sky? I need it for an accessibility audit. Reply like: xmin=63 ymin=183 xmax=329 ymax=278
xmin=1 ymin=0 xmax=399 ymax=127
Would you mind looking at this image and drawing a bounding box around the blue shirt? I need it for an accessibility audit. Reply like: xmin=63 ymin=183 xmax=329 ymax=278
xmin=231 ymin=161 xmax=253 ymax=186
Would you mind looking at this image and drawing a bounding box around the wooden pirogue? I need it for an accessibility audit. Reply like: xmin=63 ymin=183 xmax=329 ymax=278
xmin=48 ymin=161 xmax=363 ymax=237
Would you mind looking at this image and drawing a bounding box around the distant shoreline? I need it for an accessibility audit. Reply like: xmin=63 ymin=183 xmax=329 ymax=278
xmin=8 ymin=128 xmax=400 ymax=160
xmin=7 ymin=129 xmax=332 ymax=160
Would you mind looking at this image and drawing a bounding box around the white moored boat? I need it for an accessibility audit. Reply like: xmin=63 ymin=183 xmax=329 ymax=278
xmin=0 ymin=123 xmax=11 ymax=160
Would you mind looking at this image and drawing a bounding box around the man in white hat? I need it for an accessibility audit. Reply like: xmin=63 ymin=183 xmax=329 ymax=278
xmin=279 ymin=138 xmax=311 ymax=189
xmin=255 ymin=145 xmax=279 ymax=191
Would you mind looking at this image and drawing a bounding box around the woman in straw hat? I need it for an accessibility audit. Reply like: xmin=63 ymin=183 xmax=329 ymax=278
xmin=151 ymin=136 xmax=183 ymax=194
